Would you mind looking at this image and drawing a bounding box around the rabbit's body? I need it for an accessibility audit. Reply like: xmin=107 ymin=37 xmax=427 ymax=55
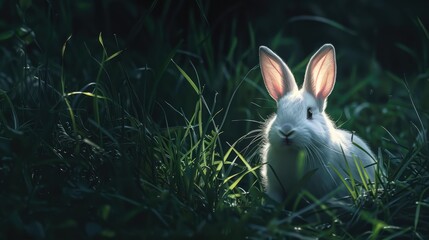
xmin=259 ymin=44 xmax=377 ymax=202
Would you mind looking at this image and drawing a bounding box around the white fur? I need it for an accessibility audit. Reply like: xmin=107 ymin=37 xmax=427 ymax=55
xmin=259 ymin=44 xmax=377 ymax=202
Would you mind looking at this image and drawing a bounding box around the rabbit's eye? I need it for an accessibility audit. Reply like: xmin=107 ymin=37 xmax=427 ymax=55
xmin=307 ymin=107 xmax=313 ymax=120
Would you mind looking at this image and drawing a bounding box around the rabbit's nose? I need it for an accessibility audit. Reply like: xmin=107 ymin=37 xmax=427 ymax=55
xmin=279 ymin=124 xmax=295 ymax=138
xmin=279 ymin=124 xmax=294 ymax=137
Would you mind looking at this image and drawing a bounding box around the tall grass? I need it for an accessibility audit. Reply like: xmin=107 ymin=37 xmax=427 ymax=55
xmin=0 ymin=0 xmax=429 ymax=239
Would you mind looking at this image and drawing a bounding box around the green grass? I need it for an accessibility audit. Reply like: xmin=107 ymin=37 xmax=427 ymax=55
xmin=1 ymin=0 xmax=429 ymax=239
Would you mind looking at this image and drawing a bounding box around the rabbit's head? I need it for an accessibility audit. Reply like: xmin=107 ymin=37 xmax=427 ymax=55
xmin=260 ymin=44 xmax=337 ymax=150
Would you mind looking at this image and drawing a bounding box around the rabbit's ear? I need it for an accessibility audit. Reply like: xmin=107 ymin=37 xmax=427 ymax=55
xmin=259 ymin=46 xmax=297 ymax=102
xmin=303 ymin=44 xmax=336 ymax=110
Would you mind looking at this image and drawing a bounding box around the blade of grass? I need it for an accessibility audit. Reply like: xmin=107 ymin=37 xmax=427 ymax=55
xmin=172 ymin=59 xmax=200 ymax=94
xmin=105 ymin=50 xmax=123 ymax=62
xmin=61 ymin=35 xmax=77 ymax=133
xmin=417 ymin=17 xmax=429 ymax=41
xmin=289 ymin=15 xmax=357 ymax=35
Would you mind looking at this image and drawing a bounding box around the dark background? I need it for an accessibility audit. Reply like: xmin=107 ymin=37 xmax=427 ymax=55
xmin=3 ymin=0 xmax=429 ymax=79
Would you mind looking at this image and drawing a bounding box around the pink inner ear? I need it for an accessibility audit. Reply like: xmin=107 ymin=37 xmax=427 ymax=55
xmin=260 ymin=53 xmax=285 ymax=101
xmin=309 ymin=48 xmax=336 ymax=100
xmin=314 ymin=55 xmax=335 ymax=99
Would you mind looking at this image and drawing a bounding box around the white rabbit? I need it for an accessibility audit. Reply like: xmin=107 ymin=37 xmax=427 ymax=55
xmin=259 ymin=44 xmax=377 ymax=202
